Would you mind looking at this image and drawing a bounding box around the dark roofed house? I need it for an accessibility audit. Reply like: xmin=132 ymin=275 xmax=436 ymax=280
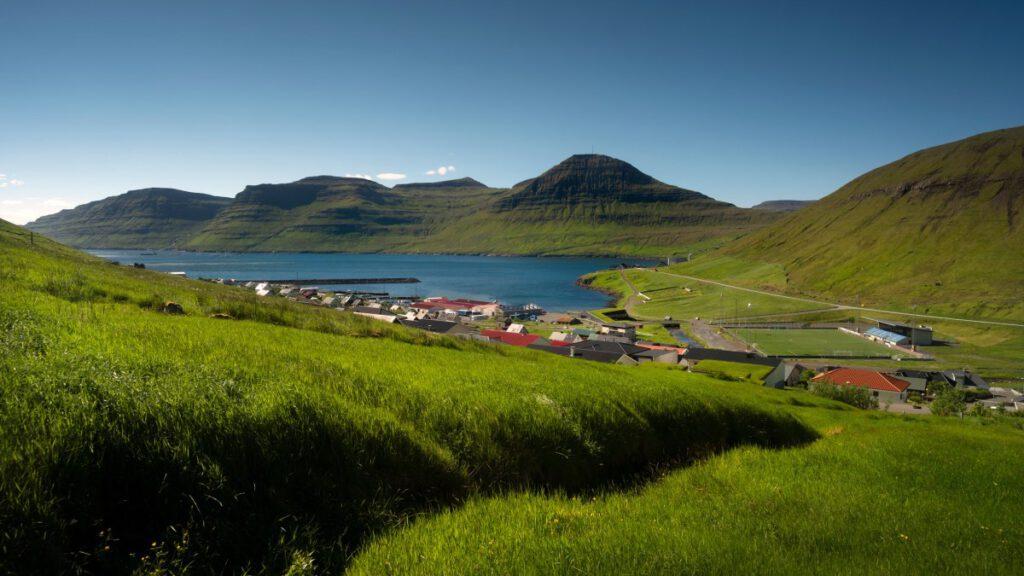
xmin=940 ymin=370 xmax=989 ymax=390
xmin=399 ymin=318 xmax=475 ymax=336
xmin=632 ymin=348 xmax=680 ymax=364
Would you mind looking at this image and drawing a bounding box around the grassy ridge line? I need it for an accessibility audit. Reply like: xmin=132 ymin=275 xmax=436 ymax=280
xmin=349 ymin=407 xmax=1024 ymax=575
xmin=0 ymin=219 xmax=815 ymax=574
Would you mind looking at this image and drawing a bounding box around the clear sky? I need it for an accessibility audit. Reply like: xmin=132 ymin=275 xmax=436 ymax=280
xmin=2 ymin=0 xmax=1023 ymax=224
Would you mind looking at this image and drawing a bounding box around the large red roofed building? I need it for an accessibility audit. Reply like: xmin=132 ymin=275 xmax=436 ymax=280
xmin=812 ymin=368 xmax=911 ymax=403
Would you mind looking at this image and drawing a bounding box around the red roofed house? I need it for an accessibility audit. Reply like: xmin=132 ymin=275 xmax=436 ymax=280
xmin=811 ymin=368 xmax=911 ymax=403
xmin=480 ymin=329 xmax=543 ymax=347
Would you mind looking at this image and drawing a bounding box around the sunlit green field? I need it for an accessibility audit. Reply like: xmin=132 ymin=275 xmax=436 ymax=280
xmin=582 ymin=265 xmax=1024 ymax=378
xmin=731 ymin=328 xmax=903 ymax=358
xmin=3 ymin=219 xmax=1024 ymax=575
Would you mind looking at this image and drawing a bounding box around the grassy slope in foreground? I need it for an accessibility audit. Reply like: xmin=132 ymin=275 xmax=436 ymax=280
xmin=350 ymin=404 xmax=1024 ymax=575
xmin=0 ymin=219 xmax=813 ymax=574
xmin=717 ymin=126 xmax=1024 ymax=321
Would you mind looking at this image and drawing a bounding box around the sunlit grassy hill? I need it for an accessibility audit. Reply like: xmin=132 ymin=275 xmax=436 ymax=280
xmin=710 ymin=126 xmax=1024 ymax=320
xmin=0 ymin=218 xmax=813 ymax=574
xmin=3 ymin=218 xmax=1023 ymax=575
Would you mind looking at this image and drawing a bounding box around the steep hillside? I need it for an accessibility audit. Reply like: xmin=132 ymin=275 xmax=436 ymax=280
xmin=27 ymin=188 xmax=231 ymax=249
xmin=687 ymin=127 xmax=1024 ymax=320
xmin=28 ymin=156 xmax=780 ymax=256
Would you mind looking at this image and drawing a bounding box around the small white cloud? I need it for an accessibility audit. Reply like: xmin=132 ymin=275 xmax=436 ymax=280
xmin=425 ymin=165 xmax=456 ymax=177
xmin=344 ymin=173 xmax=374 ymax=180
xmin=9 ymin=179 xmax=24 ymax=187
xmin=376 ymin=172 xmax=406 ymax=181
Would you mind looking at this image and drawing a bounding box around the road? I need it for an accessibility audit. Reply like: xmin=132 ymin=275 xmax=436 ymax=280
xmin=638 ymin=269 xmax=1024 ymax=329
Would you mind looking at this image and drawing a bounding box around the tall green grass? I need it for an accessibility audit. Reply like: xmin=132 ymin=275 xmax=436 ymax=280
xmin=0 ymin=220 xmax=815 ymax=574
xmin=349 ymin=405 xmax=1024 ymax=575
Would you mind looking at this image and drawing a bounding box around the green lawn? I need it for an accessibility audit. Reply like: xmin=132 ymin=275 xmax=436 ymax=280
xmin=731 ymin=328 xmax=904 ymax=358
xmin=4 ymin=218 xmax=1024 ymax=575
xmin=349 ymin=407 xmax=1024 ymax=575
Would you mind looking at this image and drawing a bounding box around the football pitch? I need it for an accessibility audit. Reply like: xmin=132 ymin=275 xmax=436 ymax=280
xmin=730 ymin=328 xmax=903 ymax=357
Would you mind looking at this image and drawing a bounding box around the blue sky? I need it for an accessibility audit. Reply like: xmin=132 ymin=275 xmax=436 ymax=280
xmin=2 ymin=0 xmax=1023 ymax=224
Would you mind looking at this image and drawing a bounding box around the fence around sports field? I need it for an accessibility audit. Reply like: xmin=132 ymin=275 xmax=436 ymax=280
xmin=725 ymin=326 xmax=907 ymax=359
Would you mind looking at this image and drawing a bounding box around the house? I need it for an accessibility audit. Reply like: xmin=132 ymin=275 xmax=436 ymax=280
xmin=549 ymin=331 xmax=585 ymax=344
xmin=632 ymin=348 xmax=680 ymax=365
xmin=506 ymin=323 xmax=528 ymax=334
xmin=501 ymin=303 xmax=545 ymax=320
xmin=870 ymin=319 xmax=934 ymax=346
xmin=763 ymin=361 xmax=806 ymax=389
xmin=939 ymin=370 xmax=989 ymax=390
xmin=536 ymin=312 xmax=581 ymax=325
xmin=480 ymin=329 xmax=544 ymax=347
xmin=589 ymin=333 xmax=633 ymax=344
xmin=398 ymin=318 xmax=476 ymax=336
xmin=811 ymin=368 xmax=911 ymax=403
xmin=598 ymin=324 xmax=637 ymax=339
xmin=532 ymin=343 xmax=637 ymax=364
xmin=893 ymin=370 xmax=930 ymax=395
xmin=352 ymin=306 xmax=398 ymax=323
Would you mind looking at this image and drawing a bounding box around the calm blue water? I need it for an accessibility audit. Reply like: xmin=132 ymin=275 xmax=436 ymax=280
xmin=87 ymin=250 xmax=649 ymax=311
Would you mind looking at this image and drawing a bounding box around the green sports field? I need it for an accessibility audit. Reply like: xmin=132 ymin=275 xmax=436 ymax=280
xmin=730 ymin=328 xmax=903 ymax=357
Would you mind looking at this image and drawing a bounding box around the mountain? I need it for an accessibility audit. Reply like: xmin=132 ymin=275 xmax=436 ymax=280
xmin=712 ymin=126 xmax=1024 ymax=319
xmin=750 ymin=200 xmax=813 ymax=212
xmin=185 ymin=176 xmax=503 ymax=252
xmin=410 ymin=155 xmax=779 ymax=255
xmin=392 ymin=177 xmax=488 ymax=191
xmin=27 ymin=188 xmax=232 ymax=249
xmin=28 ymin=156 xmax=781 ymax=256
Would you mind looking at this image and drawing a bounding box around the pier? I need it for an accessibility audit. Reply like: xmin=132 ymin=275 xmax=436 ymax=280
xmin=236 ymin=277 xmax=420 ymax=285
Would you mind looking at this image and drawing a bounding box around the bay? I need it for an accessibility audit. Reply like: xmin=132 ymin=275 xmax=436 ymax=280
xmin=87 ymin=250 xmax=650 ymax=312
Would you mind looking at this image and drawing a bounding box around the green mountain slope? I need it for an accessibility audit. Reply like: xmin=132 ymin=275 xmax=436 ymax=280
xmin=26 ymin=188 xmax=232 ymax=249
xmin=383 ymin=155 xmax=781 ymax=256
xmin=681 ymin=126 xmax=1024 ymax=320
xmin=28 ymin=156 xmax=781 ymax=256
xmin=3 ymin=218 xmax=1022 ymax=575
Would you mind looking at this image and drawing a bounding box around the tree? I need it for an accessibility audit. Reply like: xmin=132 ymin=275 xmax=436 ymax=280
xmin=930 ymin=382 xmax=966 ymax=417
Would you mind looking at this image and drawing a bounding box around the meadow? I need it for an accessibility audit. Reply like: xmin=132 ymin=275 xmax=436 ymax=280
xmin=0 ymin=221 xmax=813 ymax=574
xmin=3 ymin=220 xmax=1024 ymax=575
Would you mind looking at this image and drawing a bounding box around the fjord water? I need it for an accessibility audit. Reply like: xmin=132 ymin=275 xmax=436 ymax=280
xmin=88 ymin=250 xmax=646 ymax=311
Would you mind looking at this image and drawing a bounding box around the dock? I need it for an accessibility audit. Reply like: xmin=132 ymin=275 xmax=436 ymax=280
xmin=236 ymin=277 xmax=420 ymax=285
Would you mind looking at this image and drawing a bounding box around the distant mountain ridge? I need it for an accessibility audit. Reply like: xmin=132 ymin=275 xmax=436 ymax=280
xmin=28 ymin=188 xmax=232 ymax=249
xmin=28 ymin=156 xmax=782 ymax=256
xmin=750 ymin=200 xmax=812 ymax=212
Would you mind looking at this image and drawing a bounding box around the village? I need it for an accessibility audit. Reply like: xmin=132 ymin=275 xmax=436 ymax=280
xmin=200 ymin=276 xmax=1023 ymax=416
